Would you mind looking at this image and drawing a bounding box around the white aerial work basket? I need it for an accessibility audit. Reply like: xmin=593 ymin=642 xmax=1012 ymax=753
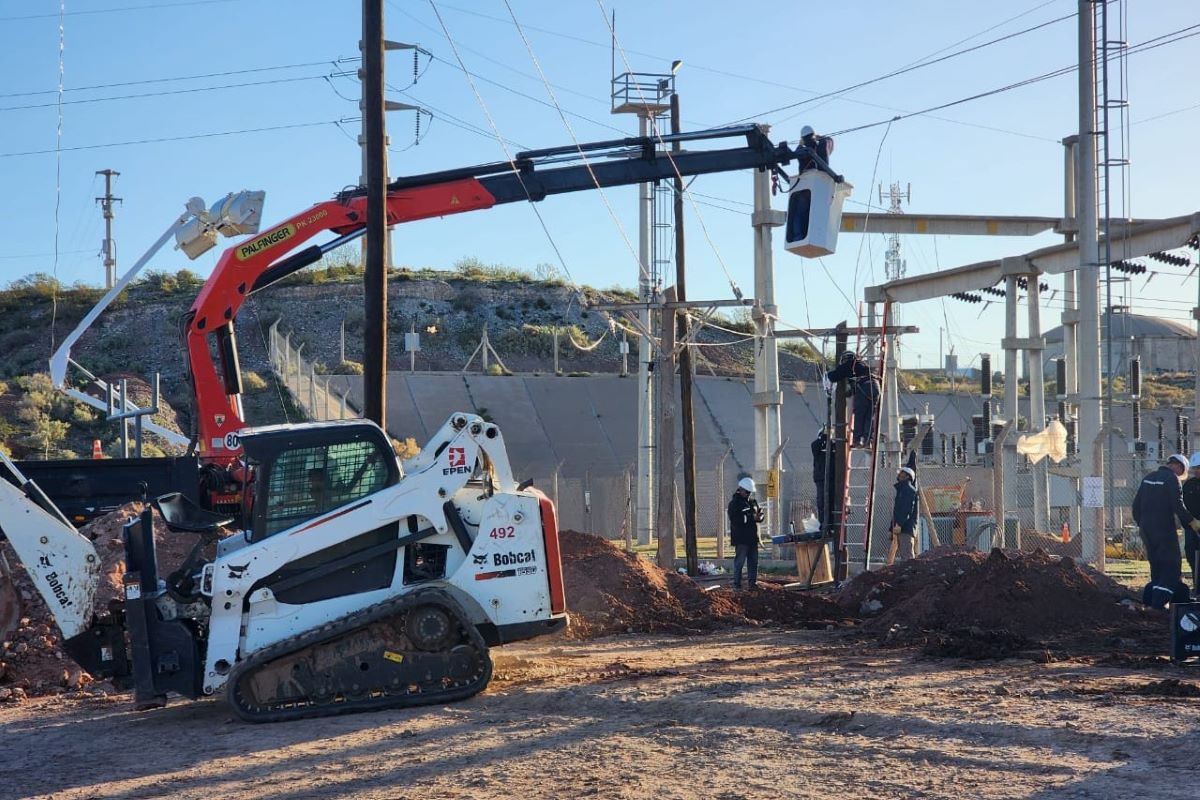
xmin=783 ymin=170 xmax=853 ymax=258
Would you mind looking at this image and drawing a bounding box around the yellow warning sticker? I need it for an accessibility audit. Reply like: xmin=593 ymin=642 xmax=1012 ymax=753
xmin=383 ymin=651 xmax=405 ymax=664
xmin=235 ymin=223 xmax=296 ymax=261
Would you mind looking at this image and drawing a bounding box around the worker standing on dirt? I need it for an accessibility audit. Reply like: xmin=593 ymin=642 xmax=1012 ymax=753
xmin=826 ymin=351 xmax=879 ymax=447
xmin=1181 ymin=453 xmax=1200 ymax=594
xmin=728 ymin=477 xmax=765 ymax=590
xmin=887 ymin=466 xmax=919 ymax=565
xmin=1132 ymin=454 xmax=1200 ymax=608
xmin=812 ymin=428 xmax=829 ymax=529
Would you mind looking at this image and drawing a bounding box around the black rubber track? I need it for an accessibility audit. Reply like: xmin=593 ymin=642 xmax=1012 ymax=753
xmin=225 ymin=588 xmax=492 ymax=723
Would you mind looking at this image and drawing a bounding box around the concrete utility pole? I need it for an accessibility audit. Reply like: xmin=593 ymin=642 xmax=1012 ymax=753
xmin=361 ymin=0 xmax=387 ymax=426
xmin=95 ymin=169 xmax=121 ymax=290
xmin=636 ymin=110 xmax=656 ymax=547
xmin=1076 ymin=0 xmax=1104 ymax=562
xmin=880 ymin=182 xmax=908 ymax=469
xmin=672 ymin=93 xmax=700 ymax=576
xmin=752 ymin=142 xmax=785 ymax=540
xmin=656 ymin=286 xmax=678 ymax=570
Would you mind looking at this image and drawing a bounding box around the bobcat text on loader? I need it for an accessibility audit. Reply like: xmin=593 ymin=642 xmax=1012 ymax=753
xmin=0 ymin=413 xmax=566 ymax=722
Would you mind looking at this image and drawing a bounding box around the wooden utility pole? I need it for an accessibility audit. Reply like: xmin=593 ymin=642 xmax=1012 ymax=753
xmin=362 ymin=0 xmax=387 ymax=427
xmin=655 ymin=286 xmax=678 ymax=570
xmin=672 ymin=94 xmax=699 ymax=576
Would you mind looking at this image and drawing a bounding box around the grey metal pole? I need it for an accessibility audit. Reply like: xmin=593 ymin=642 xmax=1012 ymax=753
xmin=119 ymin=379 xmax=129 ymax=459
xmin=1004 ymin=275 xmax=1020 ymax=425
xmin=1077 ymin=0 xmax=1104 ymax=564
xmin=553 ymin=327 xmax=559 ymax=375
xmin=1027 ymin=276 xmax=1049 ymax=531
xmin=635 ymin=112 xmax=655 ymax=546
xmin=752 ymin=149 xmax=784 ymax=539
xmin=95 ymin=169 xmax=121 ymax=290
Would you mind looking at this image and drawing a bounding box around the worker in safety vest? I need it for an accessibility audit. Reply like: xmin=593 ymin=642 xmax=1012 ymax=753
xmin=1132 ymin=453 xmax=1199 ymax=608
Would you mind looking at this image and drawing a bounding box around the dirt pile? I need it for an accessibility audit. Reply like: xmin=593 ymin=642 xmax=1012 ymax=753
xmin=1 ymin=502 xmax=183 ymax=698
xmin=836 ymin=547 xmax=1162 ymax=658
xmin=558 ymin=529 xmax=849 ymax=638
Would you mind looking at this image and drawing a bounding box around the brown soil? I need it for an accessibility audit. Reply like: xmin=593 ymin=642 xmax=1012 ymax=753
xmin=836 ymin=546 xmax=1165 ymax=658
xmin=558 ymin=529 xmax=851 ymax=638
xmin=0 ymin=502 xmax=193 ymax=697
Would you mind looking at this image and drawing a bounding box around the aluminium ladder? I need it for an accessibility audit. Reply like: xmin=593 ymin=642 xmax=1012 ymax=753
xmin=836 ymin=303 xmax=890 ymax=577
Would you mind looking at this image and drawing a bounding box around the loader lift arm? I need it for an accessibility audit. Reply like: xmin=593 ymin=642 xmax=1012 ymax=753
xmin=188 ymin=124 xmax=835 ymax=473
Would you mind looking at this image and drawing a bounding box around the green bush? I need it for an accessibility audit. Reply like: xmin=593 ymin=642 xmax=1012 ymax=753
xmin=334 ymin=360 xmax=364 ymax=375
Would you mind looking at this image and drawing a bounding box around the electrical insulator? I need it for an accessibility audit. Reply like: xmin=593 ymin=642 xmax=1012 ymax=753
xmin=981 ymin=354 xmax=992 ymax=395
xmin=1055 ymin=358 xmax=1067 ymax=399
xmin=982 ymin=400 xmax=992 ymax=437
xmin=1132 ymin=398 xmax=1142 ymax=442
xmin=901 ymin=415 xmax=918 ymax=445
xmin=1130 ymin=356 xmax=1141 ymax=398
xmin=941 ymin=434 xmax=948 ymax=466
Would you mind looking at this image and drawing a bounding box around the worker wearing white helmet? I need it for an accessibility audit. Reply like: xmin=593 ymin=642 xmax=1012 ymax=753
xmin=1181 ymin=453 xmax=1200 ymax=593
xmin=728 ymin=476 xmax=765 ymax=590
xmin=1132 ymin=454 xmax=1200 ymax=608
xmin=887 ymin=464 xmax=919 ymax=565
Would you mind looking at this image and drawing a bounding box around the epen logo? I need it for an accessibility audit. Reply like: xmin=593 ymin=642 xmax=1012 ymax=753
xmin=443 ymin=446 xmax=471 ymax=475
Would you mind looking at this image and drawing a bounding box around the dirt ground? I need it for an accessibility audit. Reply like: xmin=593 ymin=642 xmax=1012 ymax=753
xmin=2 ymin=627 xmax=1199 ymax=800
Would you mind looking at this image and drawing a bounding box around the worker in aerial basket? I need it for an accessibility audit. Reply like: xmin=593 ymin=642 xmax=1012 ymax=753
xmin=887 ymin=464 xmax=919 ymax=565
xmin=728 ymin=477 xmax=765 ymax=590
xmin=1131 ymin=453 xmax=1200 ymax=608
xmin=826 ymin=351 xmax=879 ymax=447
xmin=1180 ymin=452 xmax=1200 ymax=594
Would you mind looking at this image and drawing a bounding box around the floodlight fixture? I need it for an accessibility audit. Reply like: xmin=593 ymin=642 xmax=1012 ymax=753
xmin=174 ymin=190 xmax=266 ymax=260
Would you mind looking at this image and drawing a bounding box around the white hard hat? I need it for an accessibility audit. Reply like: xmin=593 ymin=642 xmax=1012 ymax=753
xmin=800 ymin=125 xmax=815 ymax=138
xmin=1168 ymin=453 xmax=1189 ymax=470
xmin=898 ymin=467 xmax=915 ymax=481
xmin=738 ymin=477 xmax=756 ymax=494
xmin=1189 ymin=452 xmax=1200 ymax=468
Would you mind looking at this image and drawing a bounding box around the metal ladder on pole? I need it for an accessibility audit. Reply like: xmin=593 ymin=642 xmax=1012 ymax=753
xmin=837 ymin=303 xmax=890 ymax=575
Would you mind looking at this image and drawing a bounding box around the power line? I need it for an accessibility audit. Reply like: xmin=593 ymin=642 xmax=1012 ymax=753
xmin=829 ymin=23 xmax=1200 ymax=138
xmin=0 ymin=0 xmax=245 ymax=21
xmin=0 ymin=74 xmax=329 ymax=113
xmin=0 ymin=119 xmax=339 ymax=159
xmin=0 ymin=59 xmax=344 ymax=100
xmin=726 ymin=11 xmax=1076 ymax=125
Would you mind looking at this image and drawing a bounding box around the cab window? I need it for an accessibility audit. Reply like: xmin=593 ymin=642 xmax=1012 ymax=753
xmin=262 ymin=439 xmax=391 ymax=537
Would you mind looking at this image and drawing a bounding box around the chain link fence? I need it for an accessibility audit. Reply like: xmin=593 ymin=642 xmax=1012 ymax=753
xmin=268 ymin=320 xmax=356 ymax=421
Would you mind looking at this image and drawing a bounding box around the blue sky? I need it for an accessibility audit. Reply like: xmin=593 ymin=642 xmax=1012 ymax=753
xmin=1 ymin=0 xmax=1197 ymax=370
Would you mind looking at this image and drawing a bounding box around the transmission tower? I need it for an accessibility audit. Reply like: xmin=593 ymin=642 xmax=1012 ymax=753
xmin=879 ymin=181 xmax=910 ymax=281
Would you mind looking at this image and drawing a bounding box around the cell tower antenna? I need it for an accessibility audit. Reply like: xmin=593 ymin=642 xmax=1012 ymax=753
xmin=879 ymin=181 xmax=911 ymax=281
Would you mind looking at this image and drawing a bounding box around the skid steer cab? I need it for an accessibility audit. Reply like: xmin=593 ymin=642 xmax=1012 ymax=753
xmin=0 ymin=414 xmax=567 ymax=722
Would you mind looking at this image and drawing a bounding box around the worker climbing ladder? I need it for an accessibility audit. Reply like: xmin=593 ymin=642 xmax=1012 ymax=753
xmin=835 ymin=303 xmax=890 ymax=578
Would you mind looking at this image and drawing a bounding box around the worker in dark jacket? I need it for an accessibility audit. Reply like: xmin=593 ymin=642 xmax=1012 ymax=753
xmin=1132 ymin=454 xmax=1200 ymax=608
xmin=1181 ymin=452 xmax=1200 ymax=593
xmin=728 ymin=477 xmax=765 ymax=590
xmin=887 ymin=466 xmax=919 ymax=565
xmin=811 ymin=429 xmax=829 ymax=529
xmin=826 ymin=351 xmax=879 ymax=447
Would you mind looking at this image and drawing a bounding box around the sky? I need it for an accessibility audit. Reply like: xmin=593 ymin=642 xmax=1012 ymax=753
xmin=1 ymin=0 xmax=1198 ymax=372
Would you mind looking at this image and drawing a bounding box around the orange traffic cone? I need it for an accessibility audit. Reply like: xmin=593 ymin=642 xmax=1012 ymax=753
xmin=1061 ymin=522 xmax=1070 ymax=543
xmin=92 ymin=439 xmax=103 ymax=460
